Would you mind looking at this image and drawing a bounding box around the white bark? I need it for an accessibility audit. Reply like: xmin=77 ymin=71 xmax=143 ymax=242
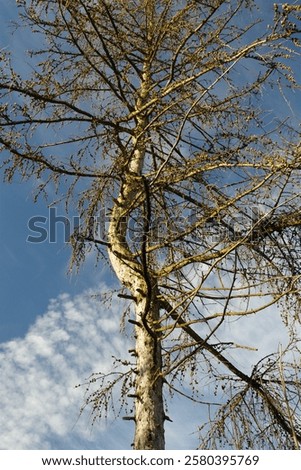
xmin=107 ymin=48 xmax=165 ymax=448
xmin=107 ymin=85 xmax=165 ymax=447
xmin=134 ymin=298 xmax=165 ymax=450
xmin=108 ymin=189 xmax=165 ymax=449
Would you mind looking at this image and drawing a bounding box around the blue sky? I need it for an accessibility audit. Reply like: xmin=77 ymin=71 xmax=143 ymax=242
xmin=0 ymin=0 xmax=300 ymax=450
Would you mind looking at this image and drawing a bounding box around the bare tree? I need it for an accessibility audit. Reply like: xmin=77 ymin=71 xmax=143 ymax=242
xmin=1 ymin=0 xmax=301 ymax=450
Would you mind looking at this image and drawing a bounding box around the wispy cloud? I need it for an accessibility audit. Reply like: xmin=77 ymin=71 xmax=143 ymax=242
xmin=0 ymin=286 xmax=131 ymax=450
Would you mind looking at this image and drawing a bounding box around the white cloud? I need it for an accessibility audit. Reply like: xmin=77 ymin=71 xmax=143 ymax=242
xmin=0 ymin=285 xmax=131 ymax=450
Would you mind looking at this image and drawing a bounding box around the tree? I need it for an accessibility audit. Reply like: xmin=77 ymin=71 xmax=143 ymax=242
xmin=1 ymin=0 xmax=301 ymax=450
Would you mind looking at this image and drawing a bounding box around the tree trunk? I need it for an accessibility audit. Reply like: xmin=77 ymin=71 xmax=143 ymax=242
xmin=106 ymin=43 xmax=165 ymax=447
xmin=133 ymin=296 xmax=165 ymax=449
xmin=107 ymin=172 xmax=165 ymax=449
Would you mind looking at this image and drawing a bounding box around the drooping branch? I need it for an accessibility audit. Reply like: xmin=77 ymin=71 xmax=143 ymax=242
xmin=160 ymin=297 xmax=301 ymax=443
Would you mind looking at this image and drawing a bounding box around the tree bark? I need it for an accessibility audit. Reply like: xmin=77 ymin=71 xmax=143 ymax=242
xmin=134 ymin=297 xmax=165 ymax=449
xmin=107 ymin=108 xmax=165 ymax=448
xmin=108 ymin=188 xmax=165 ymax=449
xmin=105 ymin=29 xmax=166 ymax=445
